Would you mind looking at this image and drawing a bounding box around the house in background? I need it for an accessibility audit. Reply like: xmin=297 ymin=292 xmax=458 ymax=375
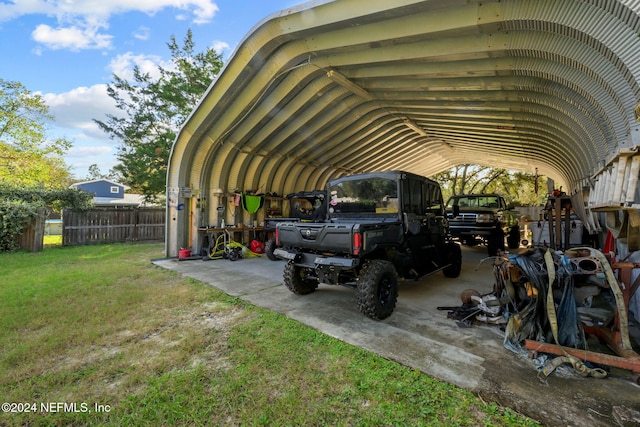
xmin=70 ymin=179 xmax=145 ymax=206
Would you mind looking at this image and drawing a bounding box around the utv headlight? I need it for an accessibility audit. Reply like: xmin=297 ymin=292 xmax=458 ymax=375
xmin=476 ymin=214 xmax=494 ymax=223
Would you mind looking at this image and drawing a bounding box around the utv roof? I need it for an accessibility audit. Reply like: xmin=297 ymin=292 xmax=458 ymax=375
xmin=448 ymin=193 xmax=503 ymax=198
xmin=329 ymin=170 xmax=439 ymax=185
xmin=285 ymin=190 xmax=326 ymax=199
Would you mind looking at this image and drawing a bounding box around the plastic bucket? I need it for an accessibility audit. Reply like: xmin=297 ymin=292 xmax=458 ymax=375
xmin=178 ymin=249 xmax=192 ymax=259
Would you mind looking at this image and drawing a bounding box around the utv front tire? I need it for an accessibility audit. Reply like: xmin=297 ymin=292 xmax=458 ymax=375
xmin=356 ymin=260 xmax=399 ymax=320
xmin=283 ymin=261 xmax=318 ymax=295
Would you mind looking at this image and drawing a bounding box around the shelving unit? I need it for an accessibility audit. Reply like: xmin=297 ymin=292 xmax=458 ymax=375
xmin=264 ymin=195 xmax=284 ymax=218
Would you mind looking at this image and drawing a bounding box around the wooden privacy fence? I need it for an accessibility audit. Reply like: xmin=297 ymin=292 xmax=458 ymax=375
xmin=16 ymin=208 xmax=47 ymax=252
xmin=63 ymin=207 xmax=165 ymax=245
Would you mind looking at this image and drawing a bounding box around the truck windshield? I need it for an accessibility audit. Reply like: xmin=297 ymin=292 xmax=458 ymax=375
xmin=447 ymin=196 xmax=501 ymax=209
xmin=328 ymin=177 xmax=398 ymax=216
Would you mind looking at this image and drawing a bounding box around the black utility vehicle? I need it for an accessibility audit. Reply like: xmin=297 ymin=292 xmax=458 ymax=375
xmin=274 ymin=170 xmax=461 ymax=320
xmin=445 ymin=193 xmax=520 ymax=256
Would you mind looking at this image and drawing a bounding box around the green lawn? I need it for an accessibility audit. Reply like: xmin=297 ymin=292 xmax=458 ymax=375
xmin=0 ymin=243 xmax=539 ymax=426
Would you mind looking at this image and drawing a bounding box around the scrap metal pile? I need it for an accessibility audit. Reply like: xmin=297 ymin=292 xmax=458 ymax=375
xmin=443 ymin=246 xmax=640 ymax=382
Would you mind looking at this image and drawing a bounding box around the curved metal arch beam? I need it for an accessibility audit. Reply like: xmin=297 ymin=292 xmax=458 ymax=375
xmin=351 ymin=53 xmax=631 ymax=152
xmin=229 ymin=86 xmax=361 ymax=163
xmin=411 ymin=93 xmax=606 ymax=170
xmin=200 ymin=75 xmax=336 ymax=197
xmin=502 ymin=0 xmax=640 ymax=97
xmin=279 ymin=103 xmax=396 ymax=166
xmin=431 ymin=118 xmax=585 ymax=177
xmin=380 ymin=92 xmax=604 ymax=181
xmin=298 ymin=0 xmax=640 ymax=107
xmin=390 ymin=95 xmax=602 ymax=171
xmin=173 ymin=52 xmax=320 ymax=202
xmin=505 ymin=31 xmax=635 ymax=142
xmin=364 ymin=64 xmax=621 ymax=154
xmin=315 ymin=32 xmax=626 ymax=151
xmin=247 ymin=107 xmax=383 ymax=174
xmin=282 ymin=110 xmax=452 ymax=174
xmin=335 ymin=125 xmax=453 ymax=172
xmin=214 ymin=67 xmax=332 ymax=154
xmin=305 ymin=18 xmax=636 ymax=146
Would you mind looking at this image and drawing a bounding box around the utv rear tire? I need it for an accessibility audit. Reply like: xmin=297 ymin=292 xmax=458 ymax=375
xmin=356 ymin=259 xmax=398 ymax=320
xmin=265 ymin=237 xmax=279 ymax=261
xmin=283 ymin=261 xmax=318 ymax=295
xmin=443 ymin=242 xmax=462 ymax=278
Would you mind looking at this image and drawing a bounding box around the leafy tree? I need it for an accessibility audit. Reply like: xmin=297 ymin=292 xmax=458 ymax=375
xmin=0 ymin=79 xmax=72 ymax=187
xmin=85 ymin=163 xmax=121 ymax=181
xmin=0 ymin=184 xmax=93 ymax=252
xmin=431 ymin=164 xmax=546 ymax=206
xmin=95 ymin=29 xmax=224 ymax=203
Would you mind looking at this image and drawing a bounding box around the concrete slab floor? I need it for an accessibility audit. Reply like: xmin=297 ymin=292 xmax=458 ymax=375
xmin=153 ymin=245 xmax=640 ymax=427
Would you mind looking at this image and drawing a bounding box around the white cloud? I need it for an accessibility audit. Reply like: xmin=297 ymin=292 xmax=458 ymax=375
xmin=0 ymin=1 xmax=219 ymax=23
xmin=107 ymin=52 xmax=173 ymax=81
xmin=134 ymin=26 xmax=150 ymax=41
xmin=41 ymin=84 xmax=123 ymax=177
xmin=42 ymin=84 xmax=119 ymax=141
xmin=212 ymin=40 xmax=230 ymax=54
xmin=32 ymin=21 xmax=113 ymax=51
xmin=2 ymin=1 xmax=219 ymax=51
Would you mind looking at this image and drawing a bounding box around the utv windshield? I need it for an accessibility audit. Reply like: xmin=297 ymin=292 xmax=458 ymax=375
xmin=328 ymin=177 xmax=398 ymax=218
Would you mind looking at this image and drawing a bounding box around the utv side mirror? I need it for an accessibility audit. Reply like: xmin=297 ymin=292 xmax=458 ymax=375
xmin=452 ymin=205 xmax=460 ymax=217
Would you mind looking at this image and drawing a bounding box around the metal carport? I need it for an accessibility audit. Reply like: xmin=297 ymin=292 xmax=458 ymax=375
xmin=165 ymin=0 xmax=640 ymax=257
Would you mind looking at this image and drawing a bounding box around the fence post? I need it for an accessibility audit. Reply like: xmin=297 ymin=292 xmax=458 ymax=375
xmin=133 ymin=207 xmax=139 ymax=241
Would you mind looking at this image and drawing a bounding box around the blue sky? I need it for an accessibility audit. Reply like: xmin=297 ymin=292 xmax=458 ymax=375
xmin=0 ymin=0 xmax=300 ymax=179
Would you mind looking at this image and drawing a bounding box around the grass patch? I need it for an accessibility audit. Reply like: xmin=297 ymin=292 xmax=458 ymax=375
xmin=0 ymin=243 xmax=538 ymax=426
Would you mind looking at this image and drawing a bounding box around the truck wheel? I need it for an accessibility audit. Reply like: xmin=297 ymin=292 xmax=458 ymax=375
xmin=356 ymin=259 xmax=398 ymax=320
xmin=443 ymin=242 xmax=462 ymax=278
xmin=465 ymin=237 xmax=479 ymax=247
xmin=265 ymin=237 xmax=279 ymax=261
xmin=283 ymin=261 xmax=318 ymax=295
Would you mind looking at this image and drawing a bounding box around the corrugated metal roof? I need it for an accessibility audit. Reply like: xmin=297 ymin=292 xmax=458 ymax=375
xmin=166 ymin=0 xmax=640 ymax=252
